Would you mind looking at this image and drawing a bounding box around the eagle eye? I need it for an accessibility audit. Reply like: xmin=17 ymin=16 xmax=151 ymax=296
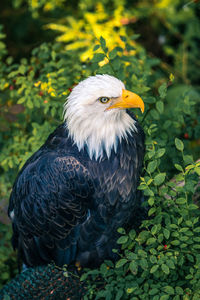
xmin=98 ymin=97 xmax=110 ymax=104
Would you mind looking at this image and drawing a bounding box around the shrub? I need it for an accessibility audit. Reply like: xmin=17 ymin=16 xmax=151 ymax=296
xmin=0 ymin=1 xmax=200 ymax=294
xmin=81 ymin=119 xmax=200 ymax=299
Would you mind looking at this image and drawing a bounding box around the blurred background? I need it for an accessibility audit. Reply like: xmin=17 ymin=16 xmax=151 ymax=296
xmin=0 ymin=0 xmax=199 ymax=288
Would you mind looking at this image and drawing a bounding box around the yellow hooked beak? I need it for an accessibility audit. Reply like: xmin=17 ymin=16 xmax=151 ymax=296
xmin=106 ymin=89 xmax=144 ymax=113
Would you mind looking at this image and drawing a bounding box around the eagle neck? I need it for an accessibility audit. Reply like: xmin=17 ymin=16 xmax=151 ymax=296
xmin=65 ymin=111 xmax=137 ymax=161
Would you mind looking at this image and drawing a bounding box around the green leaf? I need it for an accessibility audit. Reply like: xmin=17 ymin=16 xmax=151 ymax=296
xmin=163 ymin=228 xmax=170 ymax=239
xmin=112 ymin=58 xmax=121 ymax=71
xmin=171 ymin=240 xmax=180 ymax=246
xmin=138 ymin=184 xmax=147 ymax=190
xmin=174 ymin=164 xmax=184 ymax=172
xmin=151 ymin=225 xmax=158 ymax=235
xmin=117 ymin=227 xmax=126 ymax=234
xmin=178 ymin=217 xmax=183 ymax=225
xmin=156 ymin=101 xmax=164 ymax=114
xmin=144 ymin=188 xmax=154 ymax=196
xmin=150 ymin=109 xmax=160 ymax=120
xmin=147 ymin=161 xmax=157 ymax=173
xmin=150 ymin=264 xmax=159 ymax=273
xmin=116 ymin=258 xmax=128 ymax=268
xmin=188 ymin=204 xmax=198 ymax=210
xmin=138 ymin=249 xmax=147 ymax=257
xmin=148 ymin=197 xmax=154 ymax=206
xmin=183 ymin=155 xmax=193 ymax=164
xmin=175 ymin=287 xmax=183 ymax=295
xmin=150 ymin=255 xmax=157 ymax=264
xmin=158 ymin=82 xmax=167 ymax=98
xmin=161 ymin=264 xmax=170 ymax=275
xmin=126 ymin=251 xmax=136 ymax=260
xmin=91 ymin=53 xmax=105 ymax=63
xmin=194 ymin=227 xmax=200 ymax=233
xmin=80 ymin=273 xmax=88 ymax=281
xmin=93 ymin=44 xmax=100 ymax=51
xmin=100 ymin=263 xmax=108 ymax=275
xmin=109 ymin=48 xmax=117 ymax=59
xmin=145 ymin=96 xmax=156 ymax=103
xmin=166 ymin=259 xmax=175 ymax=269
xmin=194 ymin=167 xmax=200 ymax=176
xmin=164 ymin=286 xmax=174 ymax=295
xmin=130 ymin=34 xmax=140 ymax=40
xmin=185 ymin=274 xmax=193 ymax=279
xmin=120 ymin=35 xmax=127 ymax=42
xmin=146 ymin=237 xmax=156 ymax=245
xmin=116 ymin=290 xmax=123 ymax=300
xmin=18 ymin=97 xmax=25 ymax=104
xmin=117 ymin=236 xmax=128 ymax=244
xmin=148 ymin=207 xmax=156 ymax=216
xmin=126 ymin=287 xmax=136 ymax=294
xmin=158 ymin=233 xmax=164 ymax=243
xmin=169 ymin=224 xmax=178 ymax=229
xmin=154 ymin=173 xmax=166 ymax=186
xmin=149 ymin=288 xmax=159 ymax=296
xmin=175 ymin=138 xmax=184 ymax=151
xmin=160 ymin=296 xmax=169 ymax=300
xmin=27 ymin=98 xmax=33 ymax=109
xmin=186 ymin=254 xmax=194 ymax=264
xmin=2 ymin=295 xmax=11 ymax=300
xmin=100 ymin=36 xmax=106 ymax=51
xmin=112 ymin=249 xmax=118 ymax=253
xmin=129 ymin=229 xmax=136 ymax=240
xmin=18 ymin=65 xmax=26 ymax=75
xmin=137 ymin=230 xmax=150 ymax=243
xmin=140 ymin=258 xmax=148 ymax=270
xmin=176 ymin=198 xmax=186 ymax=204
xmin=129 ymin=261 xmax=138 ymax=275
xmin=156 ymin=148 xmax=165 ymax=158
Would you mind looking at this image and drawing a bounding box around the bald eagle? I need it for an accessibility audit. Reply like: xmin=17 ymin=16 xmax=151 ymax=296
xmin=8 ymin=75 xmax=145 ymax=268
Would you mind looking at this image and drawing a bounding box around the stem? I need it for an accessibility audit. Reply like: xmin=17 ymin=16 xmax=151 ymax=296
xmin=141 ymin=107 xmax=151 ymax=124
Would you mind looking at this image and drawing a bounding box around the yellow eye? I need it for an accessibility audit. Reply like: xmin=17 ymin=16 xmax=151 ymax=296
xmin=98 ymin=97 xmax=110 ymax=104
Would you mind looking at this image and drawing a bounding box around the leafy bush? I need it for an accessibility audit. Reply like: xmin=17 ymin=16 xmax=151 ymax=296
xmin=81 ymin=102 xmax=200 ymax=299
xmin=0 ymin=0 xmax=200 ymax=295
xmin=74 ymin=38 xmax=199 ymax=300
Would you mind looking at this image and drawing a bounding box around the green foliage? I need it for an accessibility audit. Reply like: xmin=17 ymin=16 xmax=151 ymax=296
xmin=0 ymin=224 xmax=18 ymax=289
xmin=80 ymin=39 xmax=200 ymax=299
xmin=0 ymin=26 xmax=89 ymax=286
xmin=0 ymin=0 xmax=200 ymax=294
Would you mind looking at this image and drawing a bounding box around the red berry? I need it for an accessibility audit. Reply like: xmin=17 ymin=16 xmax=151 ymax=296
xmin=68 ymin=88 xmax=72 ymax=92
xmin=39 ymin=91 xmax=44 ymax=96
xmin=184 ymin=133 xmax=189 ymax=139
xmin=9 ymin=85 xmax=14 ymax=90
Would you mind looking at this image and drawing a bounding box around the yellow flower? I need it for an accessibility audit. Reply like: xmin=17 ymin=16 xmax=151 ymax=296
xmin=41 ymin=82 xmax=48 ymax=91
xmin=31 ymin=0 xmax=38 ymax=9
xmin=44 ymin=2 xmax=53 ymax=11
xmin=47 ymin=2 xmax=134 ymax=62
xmin=3 ymin=83 xmax=9 ymax=89
xmin=34 ymin=81 xmax=41 ymax=87
xmin=50 ymin=92 xmax=56 ymax=97
xmin=48 ymin=87 xmax=55 ymax=94
xmin=169 ymin=73 xmax=175 ymax=82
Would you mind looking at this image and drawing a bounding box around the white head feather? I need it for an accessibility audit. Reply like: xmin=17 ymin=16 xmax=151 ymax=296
xmin=64 ymin=74 xmax=137 ymax=160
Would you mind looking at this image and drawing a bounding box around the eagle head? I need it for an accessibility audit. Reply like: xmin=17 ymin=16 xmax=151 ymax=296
xmin=64 ymin=74 xmax=144 ymax=160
